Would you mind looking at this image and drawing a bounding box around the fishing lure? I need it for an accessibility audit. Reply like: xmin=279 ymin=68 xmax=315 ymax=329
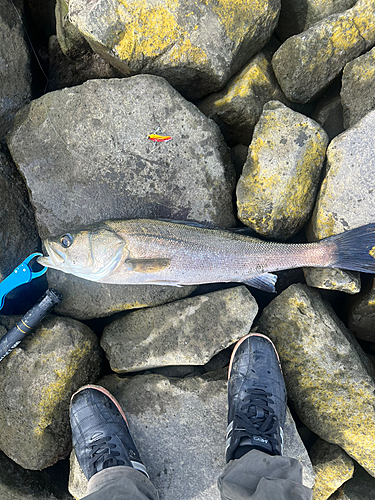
xmin=147 ymin=133 xmax=172 ymax=142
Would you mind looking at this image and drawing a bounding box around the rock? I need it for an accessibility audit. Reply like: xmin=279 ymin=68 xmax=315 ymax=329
xmin=341 ymin=47 xmax=375 ymax=129
xmin=276 ymin=0 xmax=356 ymax=40
xmin=0 ymin=448 xmax=71 ymax=499
xmin=284 ymin=408 xmax=315 ymax=489
xmin=310 ymin=438 xmax=354 ymax=500
xmin=236 ymin=101 xmax=328 ymax=240
xmin=311 ymin=94 xmax=344 ymax=141
xmin=0 ymin=0 xmax=32 ymax=141
xmin=348 ymin=279 xmax=375 ymax=342
xmin=47 ymin=269 xmax=195 ymax=320
xmin=0 ymin=148 xmax=40 ymax=282
xmin=329 ymin=465 xmax=375 ymax=499
xmin=7 ymin=75 xmax=234 ymax=317
xmin=257 ymin=283 xmax=375 ymax=476
xmin=198 ymin=52 xmax=288 ymax=145
xmin=8 ymin=75 xmax=235 ymax=239
xmin=55 ymin=0 xmax=89 ymax=59
xmin=68 ymin=0 xmax=280 ymax=99
xmin=303 ymin=268 xmax=361 ymax=295
xmin=0 ymin=315 xmax=102 ymax=470
xmin=68 ymin=372 xmax=315 ymax=498
xmin=47 ymin=35 xmax=121 ymax=92
xmin=307 ymin=108 xmax=375 ymax=292
xmin=101 ymin=286 xmax=258 ymax=372
xmin=272 ymin=0 xmax=375 ymax=103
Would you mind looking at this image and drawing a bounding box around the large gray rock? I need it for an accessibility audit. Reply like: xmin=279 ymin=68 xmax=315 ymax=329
xmin=311 ymin=94 xmax=344 ymax=141
xmin=236 ymin=101 xmax=328 ymax=240
xmin=8 ymin=76 xmax=235 ymax=239
xmin=198 ymin=52 xmax=288 ymax=145
xmin=0 ymin=449 xmax=71 ymax=499
xmin=7 ymin=75 xmax=234 ymax=318
xmin=101 ymin=286 xmax=258 ymax=372
xmin=0 ymin=149 xmax=40 ymax=282
xmin=341 ymin=47 xmax=375 ymax=129
xmin=310 ymin=438 xmax=354 ymax=500
xmin=348 ymin=280 xmax=375 ymax=342
xmin=284 ymin=408 xmax=315 ymax=489
xmin=68 ymin=372 xmax=315 ymax=499
xmin=306 ymin=108 xmax=375 ymax=292
xmin=258 ymin=284 xmax=375 ymax=476
xmin=69 ymin=0 xmax=281 ymax=99
xmin=276 ymin=0 xmax=356 ymax=40
xmin=0 ymin=0 xmax=31 ymax=141
xmin=47 ymin=269 xmax=195 ymax=320
xmin=272 ymin=0 xmax=375 ymax=103
xmin=329 ymin=465 xmax=375 ymax=499
xmin=0 ymin=315 xmax=102 ymax=470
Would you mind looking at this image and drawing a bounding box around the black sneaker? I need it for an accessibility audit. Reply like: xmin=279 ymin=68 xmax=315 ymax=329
xmin=70 ymin=384 xmax=148 ymax=481
xmin=226 ymin=333 xmax=287 ymax=462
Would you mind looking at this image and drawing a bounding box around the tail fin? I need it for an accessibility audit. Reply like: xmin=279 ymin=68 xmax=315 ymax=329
xmin=324 ymin=223 xmax=375 ymax=273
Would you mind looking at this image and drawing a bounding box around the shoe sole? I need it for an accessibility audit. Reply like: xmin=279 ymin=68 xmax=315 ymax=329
xmin=228 ymin=332 xmax=282 ymax=380
xmin=70 ymin=384 xmax=129 ymax=426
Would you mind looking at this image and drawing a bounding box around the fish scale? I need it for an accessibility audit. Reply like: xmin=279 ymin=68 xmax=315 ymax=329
xmin=37 ymin=219 xmax=375 ymax=292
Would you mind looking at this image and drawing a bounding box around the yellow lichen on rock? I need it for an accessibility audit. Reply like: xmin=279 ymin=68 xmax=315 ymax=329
xmin=258 ymin=284 xmax=375 ymax=476
xmin=211 ymin=0 xmax=261 ymax=42
xmin=311 ymin=439 xmax=354 ymax=500
xmin=237 ymin=101 xmax=328 ymax=239
xmin=114 ymin=0 xmax=180 ymax=60
xmin=35 ymin=342 xmax=92 ymax=436
xmin=214 ymin=56 xmax=272 ymax=107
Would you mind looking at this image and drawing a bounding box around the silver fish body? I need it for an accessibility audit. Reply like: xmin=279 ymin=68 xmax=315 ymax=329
xmin=37 ymin=219 xmax=375 ymax=291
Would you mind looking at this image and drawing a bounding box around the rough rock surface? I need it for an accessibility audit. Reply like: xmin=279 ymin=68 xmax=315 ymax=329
xmin=341 ymin=46 xmax=375 ymax=129
xmin=307 ymin=108 xmax=375 ymax=292
xmin=0 ymin=449 xmax=71 ymax=499
xmin=0 ymin=0 xmax=31 ymax=141
xmin=236 ymin=101 xmax=328 ymax=240
xmin=348 ymin=280 xmax=375 ymax=342
xmin=0 ymin=149 xmax=40 ymax=282
xmin=284 ymin=408 xmax=315 ymax=489
xmin=272 ymin=0 xmax=375 ymax=103
xmin=68 ymin=372 xmax=314 ymax=499
xmin=47 ymin=269 xmax=195 ymax=320
xmin=47 ymin=35 xmax=122 ymax=92
xmin=0 ymin=315 xmax=102 ymax=470
xmin=101 ymin=286 xmax=258 ymax=372
xmin=69 ymin=0 xmax=281 ymax=99
xmin=310 ymin=438 xmax=354 ymax=500
xmin=276 ymin=0 xmax=356 ymax=40
xmin=8 ymin=75 xmax=235 ymax=239
xmin=198 ymin=52 xmax=288 ymax=145
xmin=303 ymin=268 xmax=361 ymax=295
xmin=329 ymin=465 xmax=375 ymax=499
xmin=258 ymin=283 xmax=375 ymax=476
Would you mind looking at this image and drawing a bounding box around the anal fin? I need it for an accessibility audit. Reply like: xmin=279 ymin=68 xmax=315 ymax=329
xmin=243 ymin=273 xmax=278 ymax=293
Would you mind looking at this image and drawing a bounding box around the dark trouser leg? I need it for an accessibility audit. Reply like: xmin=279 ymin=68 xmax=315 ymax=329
xmin=81 ymin=466 xmax=159 ymax=500
xmin=218 ymin=449 xmax=313 ymax=500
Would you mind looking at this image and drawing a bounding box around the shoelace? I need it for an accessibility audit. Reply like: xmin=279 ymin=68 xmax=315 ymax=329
xmin=233 ymin=388 xmax=279 ymax=450
xmin=89 ymin=436 xmax=126 ymax=472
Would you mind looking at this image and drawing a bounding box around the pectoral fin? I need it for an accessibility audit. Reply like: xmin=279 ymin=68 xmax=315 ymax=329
xmin=125 ymin=258 xmax=171 ymax=273
xmin=244 ymin=273 xmax=278 ymax=293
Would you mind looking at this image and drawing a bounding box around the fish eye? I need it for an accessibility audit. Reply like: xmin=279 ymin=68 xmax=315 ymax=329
xmin=60 ymin=233 xmax=73 ymax=248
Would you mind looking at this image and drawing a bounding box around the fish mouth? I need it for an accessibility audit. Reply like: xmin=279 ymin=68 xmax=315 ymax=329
xmin=37 ymin=240 xmax=66 ymax=269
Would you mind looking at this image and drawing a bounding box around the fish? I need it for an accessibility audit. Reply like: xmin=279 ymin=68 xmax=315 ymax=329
xmin=37 ymin=219 xmax=375 ymax=292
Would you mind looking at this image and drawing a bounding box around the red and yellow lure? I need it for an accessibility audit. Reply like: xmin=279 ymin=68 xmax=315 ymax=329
xmin=148 ymin=133 xmax=172 ymax=142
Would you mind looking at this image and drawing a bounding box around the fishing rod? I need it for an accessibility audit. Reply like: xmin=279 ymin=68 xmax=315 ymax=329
xmin=0 ymin=288 xmax=62 ymax=362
